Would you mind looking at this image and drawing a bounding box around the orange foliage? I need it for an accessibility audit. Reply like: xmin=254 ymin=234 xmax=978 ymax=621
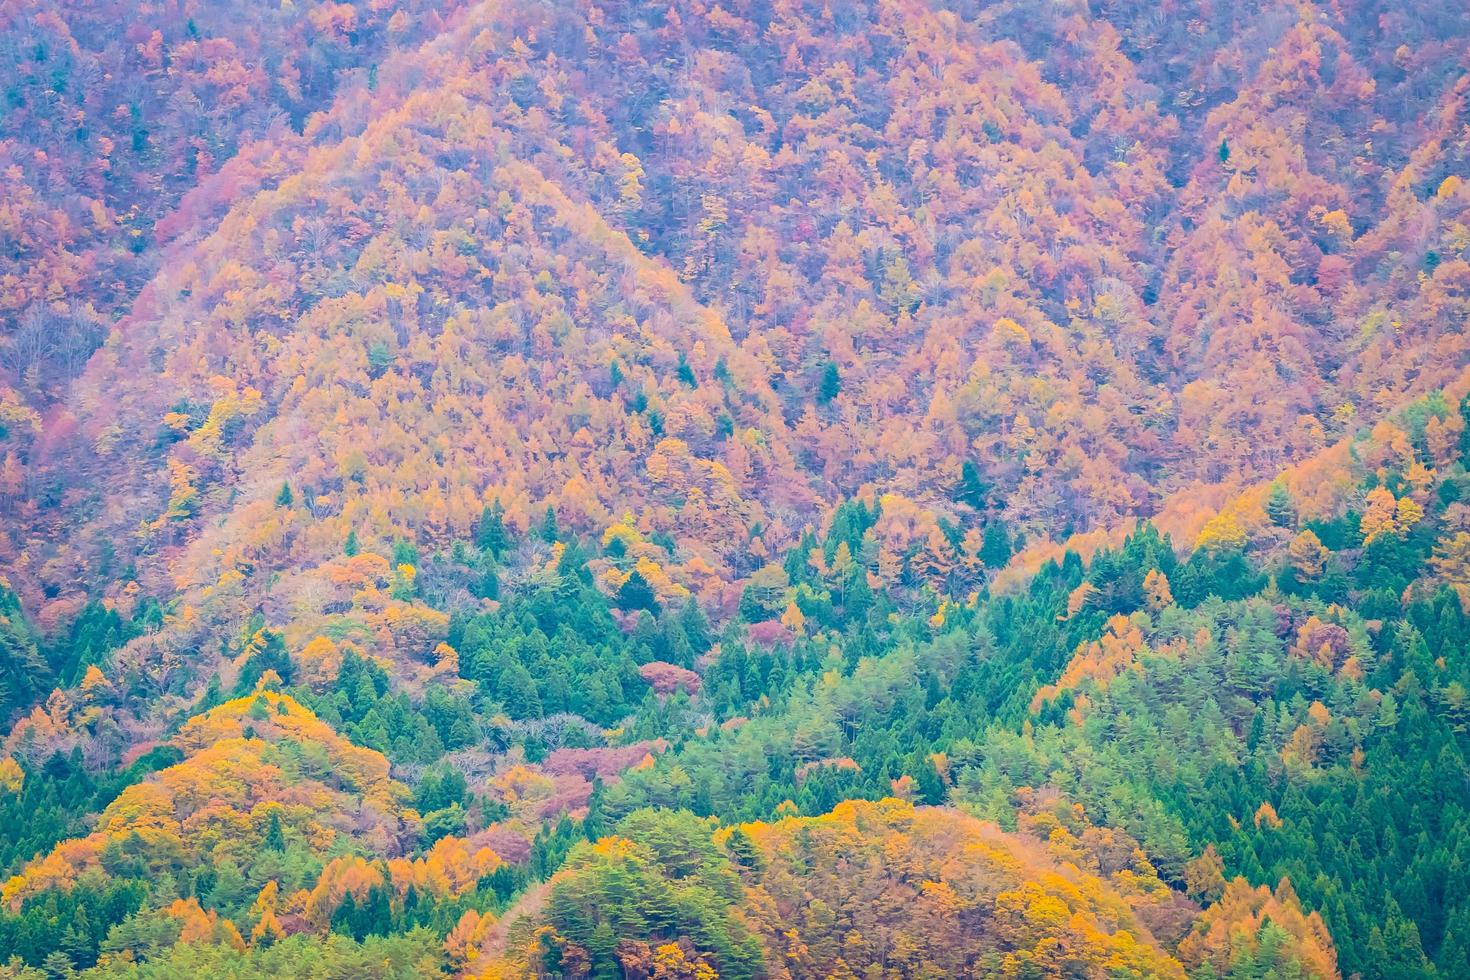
xmin=3 ymin=692 xmax=413 ymax=909
xmin=1179 ymin=878 xmax=1339 ymax=979
xmin=731 ymin=798 xmax=1189 ymax=978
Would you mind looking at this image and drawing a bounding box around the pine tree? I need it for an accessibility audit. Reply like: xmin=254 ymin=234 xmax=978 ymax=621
xmin=955 ymin=460 xmax=991 ymax=510
xmin=41 ymin=951 xmax=76 ymax=980
xmin=679 ymin=598 xmax=711 ymax=653
xmin=817 ymin=361 xmax=841 ymax=404
xmin=1380 ymin=898 xmax=1434 ymax=977
xmin=1437 ymin=905 xmax=1470 ymax=976
xmin=617 ymin=570 xmax=660 ymax=615
xmin=359 ymin=884 xmax=393 ymax=940
xmin=0 ymin=587 xmax=52 ymax=721
xmin=725 ymin=826 xmax=763 ymax=871
xmin=478 ymin=499 xmax=508 ymax=558
xmin=275 ymin=482 xmax=294 ymax=507
xmin=979 ymin=520 xmax=1012 ymax=569
xmin=392 ymin=537 xmax=419 ymax=567
xmin=264 ymin=809 xmax=286 ymax=851
xmin=331 ymin=893 xmax=359 ymax=939
xmin=588 ymin=921 xmax=618 ymax=979
xmin=497 ymin=663 xmax=543 ymax=718
xmin=1266 ymin=481 xmax=1296 ymax=527
xmin=344 ymin=529 xmax=360 ymax=556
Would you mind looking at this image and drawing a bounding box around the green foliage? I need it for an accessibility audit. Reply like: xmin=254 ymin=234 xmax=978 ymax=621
xmin=1266 ymin=481 xmax=1296 ymax=527
xmin=233 ymin=631 xmax=293 ymax=695
xmin=452 ymin=550 xmax=704 ymax=726
xmin=544 ymin=810 xmax=763 ymax=979
xmin=816 ymin=360 xmax=840 ymax=404
xmin=80 ymin=930 xmax=444 ymax=979
xmin=0 ymin=585 xmax=50 ymax=725
xmin=0 ymin=876 xmax=148 ymax=970
xmin=616 ymin=569 xmax=660 ymax=615
xmin=0 ymin=747 xmax=179 ymax=881
xmin=476 ymin=500 xmax=509 ymax=560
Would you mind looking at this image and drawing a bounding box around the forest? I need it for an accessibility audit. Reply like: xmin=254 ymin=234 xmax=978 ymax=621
xmin=1 ymin=0 xmax=1468 ymax=977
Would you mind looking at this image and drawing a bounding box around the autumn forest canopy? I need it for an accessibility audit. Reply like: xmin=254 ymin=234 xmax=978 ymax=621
xmin=0 ymin=0 xmax=1468 ymax=976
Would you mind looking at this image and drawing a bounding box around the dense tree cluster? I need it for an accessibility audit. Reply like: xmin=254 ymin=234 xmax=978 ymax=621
xmin=0 ymin=0 xmax=1468 ymax=977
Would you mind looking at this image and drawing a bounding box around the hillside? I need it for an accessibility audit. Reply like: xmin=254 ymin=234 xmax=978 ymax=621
xmin=0 ymin=0 xmax=1468 ymax=978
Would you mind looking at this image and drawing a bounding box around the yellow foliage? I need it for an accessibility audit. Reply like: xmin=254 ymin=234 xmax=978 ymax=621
xmin=0 ymin=757 xmax=22 ymax=794
xmin=166 ymin=897 xmax=246 ymax=950
xmin=1179 ymin=878 xmax=1337 ymax=979
xmin=388 ymin=835 xmax=501 ymax=899
xmin=305 ymin=855 xmax=385 ymax=927
xmin=1360 ymin=486 xmax=1398 ymax=542
xmin=4 ymin=693 xmax=412 ymax=909
xmin=991 ymin=316 xmax=1032 ymax=347
xmin=1288 ymin=530 xmax=1328 ymax=579
xmin=250 ymin=907 xmax=285 ymax=947
xmin=1195 ymin=511 xmax=1247 ymax=552
xmin=1142 ymin=570 xmax=1173 ymax=611
xmin=728 ymin=798 xmax=1188 ymax=979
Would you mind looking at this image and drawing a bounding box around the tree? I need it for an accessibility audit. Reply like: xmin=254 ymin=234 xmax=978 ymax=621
xmin=264 ymin=809 xmax=286 ymax=851
xmin=979 ymin=521 xmax=1012 ymax=570
xmin=1360 ymin=487 xmax=1398 ymax=543
xmin=1143 ymin=569 xmax=1173 ymax=611
xmin=497 ymin=663 xmax=543 ymax=718
xmin=1183 ymin=845 xmax=1226 ymax=903
xmin=955 ymin=461 xmax=991 ymax=510
xmin=478 ymin=500 xmax=509 ymax=558
xmin=1288 ymin=530 xmax=1328 ymax=580
xmin=275 ymin=482 xmax=294 ymax=507
xmin=817 ymin=361 xmax=841 ymax=404
xmin=1266 ymin=481 xmax=1296 ymax=527
xmin=0 ymin=588 xmax=51 ymax=722
xmin=618 ymin=570 xmax=661 ymax=616
xmin=1196 ymin=512 xmax=1247 ymax=553
xmin=739 ymin=565 xmax=790 ymax=621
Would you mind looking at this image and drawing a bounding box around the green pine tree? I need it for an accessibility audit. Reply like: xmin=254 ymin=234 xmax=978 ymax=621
xmin=617 ymin=570 xmax=660 ymax=615
xmin=1266 ymin=480 xmax=1296 ymax=527
xmin=817 ymin=360 xmax=841 ymax=404
xmin=478 ymin=499 xmax=509 ymax=558
xmin=496 ymin=663 xmax=543 ymax=718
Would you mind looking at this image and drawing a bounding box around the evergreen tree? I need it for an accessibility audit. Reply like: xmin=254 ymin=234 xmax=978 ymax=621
xmin=264 ymin=809 xmax=286 ymax=851
xmin=979 ymin=520 xmax=1012 ymax=570
xmin=478 ymin=499 xmax=509 ymax=558
xmin=955 ymin=460 xmax=991 ymax=510
xmin=496 ymin=663 xmax=543 ymax=718
xmin=1266 ymin=481 xmax=1296 ymax=527
xmin=817 ymin=361 xmax=841 ymax=404
xmin=617 ymin=570 xmax=661 ymax=616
